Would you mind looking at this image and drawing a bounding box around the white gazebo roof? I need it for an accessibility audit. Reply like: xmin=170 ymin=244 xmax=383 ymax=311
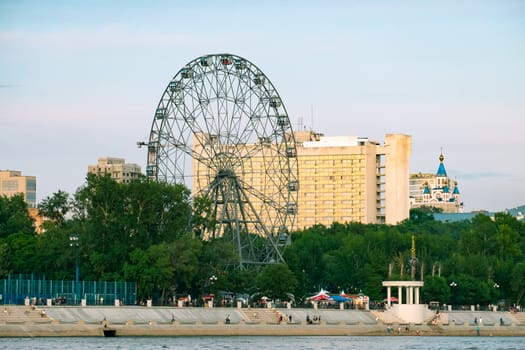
xmin=382 ymin=281 xmax=424 ymax=287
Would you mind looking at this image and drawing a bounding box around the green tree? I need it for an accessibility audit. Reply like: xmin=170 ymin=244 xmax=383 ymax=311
xmin=73 ymin=174 xmax=192 ymax=280
xmin=229 ymin=268 xmax=258 ymax=297
xmin=0 ymin=242 xmax=9 ymax=277
xmin=422 ymin=276 xmax=450 ymax=304
xmin=124 ymin=244 xmax=174 ymax=304
xmin=0 ymin=194 xmax=35 ymax=238
xmin=510 ymin=262 xmax=525 ymax=305
xmin=168 ymin=236 xmax=203 ymax=295
xmin=2 ymin=170 xmax=523 ymax=309
xmin=121 ymin=179 xmax=191 ymax=249
xmin=33 ymin=226 xmax=74 ymax=279
xmin=37 ymin=190 xmax=70 ymax=227
xmin=495 ymin=224 xmax=521 ymax=260
xmin=197 ymin=238 xmax=237 ymax=295
xmin=73 ymin=174 xmax=126 ymax=279
xmin=191 ymin=195 xmax=214 ymax=238
xmin=461 ymin=214 xmax=497 ymax=257
xmin=285 ymin=226 xmax=330 ymax=292
xmin=255 ymin=263 xmax=297 ymax=301
xmin=408 ymin=206 xmax=439 ymax=224
xmin=4 ymin=232 xmax=38 ymax=273
xmin=449 ymin=275 xmax=490 ymax=306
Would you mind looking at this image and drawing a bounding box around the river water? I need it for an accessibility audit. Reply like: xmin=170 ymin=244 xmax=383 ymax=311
xmin=0 ymin=336 xmax=523 ymax=350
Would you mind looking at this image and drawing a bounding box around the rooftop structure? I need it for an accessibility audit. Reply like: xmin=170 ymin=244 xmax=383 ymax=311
xmin=87 ymin=157 xmax=141 ymax=184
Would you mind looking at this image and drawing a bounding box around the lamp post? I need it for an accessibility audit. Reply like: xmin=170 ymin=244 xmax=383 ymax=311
xmin=69 ymin=234 xmax=79 ymax=305
xmin=449 ymin=281 xmax=457 ymax=310
xmin=493 ymin=282 xmax=500 ymax=310
xmin=209 ymin=275 xmax=217 ymax=307
xmin=302 ymin=269 xmax=306 ymax=298
xmin=209 ymin=275 xmax=217 ymax=284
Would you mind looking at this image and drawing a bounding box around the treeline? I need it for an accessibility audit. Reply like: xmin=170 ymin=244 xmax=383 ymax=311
xmin=0 ymin=175 xmax=524 ymax=307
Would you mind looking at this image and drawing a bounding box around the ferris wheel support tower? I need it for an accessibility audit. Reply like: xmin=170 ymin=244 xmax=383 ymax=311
xmin=142 ymin=54 xmax=299 ymax=268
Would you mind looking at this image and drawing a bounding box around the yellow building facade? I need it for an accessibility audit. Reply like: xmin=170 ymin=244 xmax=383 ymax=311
xmin=191 ymin=132 xmax=297 ymax=239
xmin=191 ymin=131 xmax=411 ymax=233
xmin=0 ymin=170 xmax=37 ymax=208
xmin=294 ymin=131 xmax=411 ymax=228
xmin=0 ymin=170 xmax=44 ymax=233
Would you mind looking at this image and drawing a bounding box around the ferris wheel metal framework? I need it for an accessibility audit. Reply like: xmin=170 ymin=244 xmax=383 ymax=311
xmin=145 ymin=53 xmax=299 ymax=268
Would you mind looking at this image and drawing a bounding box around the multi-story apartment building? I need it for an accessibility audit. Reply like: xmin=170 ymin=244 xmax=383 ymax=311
xmin=191 ymin=131 xmax=411 ymax=233
xmin=87 ymin=157 xmax=142 ymax=183
xmin=410 ymin=152 xmax=463 ymax=213
xmin=0 ymin=170 xmax=37 ymax=208
xmin=294 ymin=131 xmax=411 ymax=227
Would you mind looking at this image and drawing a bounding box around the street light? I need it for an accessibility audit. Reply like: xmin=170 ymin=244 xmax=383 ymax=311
xmin=492 ymin=282 xmax=501 ymax=310
xmin=69 ymin=234 xmax=80 ymax=305
xmin=208 ymin=275 xmax=217 ymax=307
xmin=209 ymin=275 xmax=217 ymax=285
xmin=449 ymin=281 xmax=457 ymax=310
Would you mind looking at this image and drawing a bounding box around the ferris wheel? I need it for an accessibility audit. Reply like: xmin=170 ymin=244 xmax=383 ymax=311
xmin=145 ymin=54 xmax=298 ymax=267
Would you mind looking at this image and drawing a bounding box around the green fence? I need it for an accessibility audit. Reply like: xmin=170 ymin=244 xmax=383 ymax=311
xmin=0 ymin=274 xmax=137 ymax=306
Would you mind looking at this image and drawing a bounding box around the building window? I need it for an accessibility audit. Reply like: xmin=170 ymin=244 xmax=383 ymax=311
xmin=2 ymin=181 xmax=18 ymax=191
xmin=26 ymin=192 xmax=36 ymax=207
xmin=26 ymin=179 xmax=36 ymax=191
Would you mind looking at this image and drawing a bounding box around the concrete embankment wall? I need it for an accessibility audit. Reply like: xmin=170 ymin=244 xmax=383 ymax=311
xmin=1 ymin=306 xmax=524 ymax=337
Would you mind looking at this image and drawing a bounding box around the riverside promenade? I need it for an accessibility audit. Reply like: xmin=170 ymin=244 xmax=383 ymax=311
xmin=1 ymin=305 xmax=525 ymax=337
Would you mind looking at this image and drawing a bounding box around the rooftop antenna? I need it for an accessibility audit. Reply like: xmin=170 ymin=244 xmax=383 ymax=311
xmin=310 ymin=104 xmax=314 ymax=131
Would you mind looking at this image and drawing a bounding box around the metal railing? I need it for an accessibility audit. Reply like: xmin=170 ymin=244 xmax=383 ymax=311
xmin=0 ymin=274 xmax=137 ymax=306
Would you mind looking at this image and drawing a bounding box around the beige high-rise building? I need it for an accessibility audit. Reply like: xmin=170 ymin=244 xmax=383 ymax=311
xmin=0 ymin=170 xmax=37 ymax=208
xmin=294 ymin=131 xmax=411 ymax=227
xmin=191 ymin=131 xmax=411 ymax=233
xmin=87 ymin=157 xmax=142 ymax=183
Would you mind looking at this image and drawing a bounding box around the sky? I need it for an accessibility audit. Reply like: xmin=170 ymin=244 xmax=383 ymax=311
xmin=1 ymin=0 xmax=524 ymax=213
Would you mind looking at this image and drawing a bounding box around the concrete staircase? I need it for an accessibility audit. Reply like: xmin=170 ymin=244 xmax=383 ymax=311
xmin=0 ymin=306 xmax=52 ymax=324
xmin=240 ymin=308 xmax=280 ymax=324
xmin=370 ymin=310 xmax=404 ymax=324
xmin=511 ymin=312 xmax=525 ymax=325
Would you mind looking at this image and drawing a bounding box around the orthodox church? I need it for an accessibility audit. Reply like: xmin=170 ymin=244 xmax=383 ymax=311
xmin=409 ymin=152 xmax=464 ymax=213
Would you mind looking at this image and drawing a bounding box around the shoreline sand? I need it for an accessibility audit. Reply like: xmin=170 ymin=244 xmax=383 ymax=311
xmin=2 ymin=323 xmax=525 ymax=338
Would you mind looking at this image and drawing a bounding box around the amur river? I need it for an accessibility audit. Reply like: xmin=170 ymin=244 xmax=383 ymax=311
xmin=0 ymin=336 xmax=523 ymax=350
